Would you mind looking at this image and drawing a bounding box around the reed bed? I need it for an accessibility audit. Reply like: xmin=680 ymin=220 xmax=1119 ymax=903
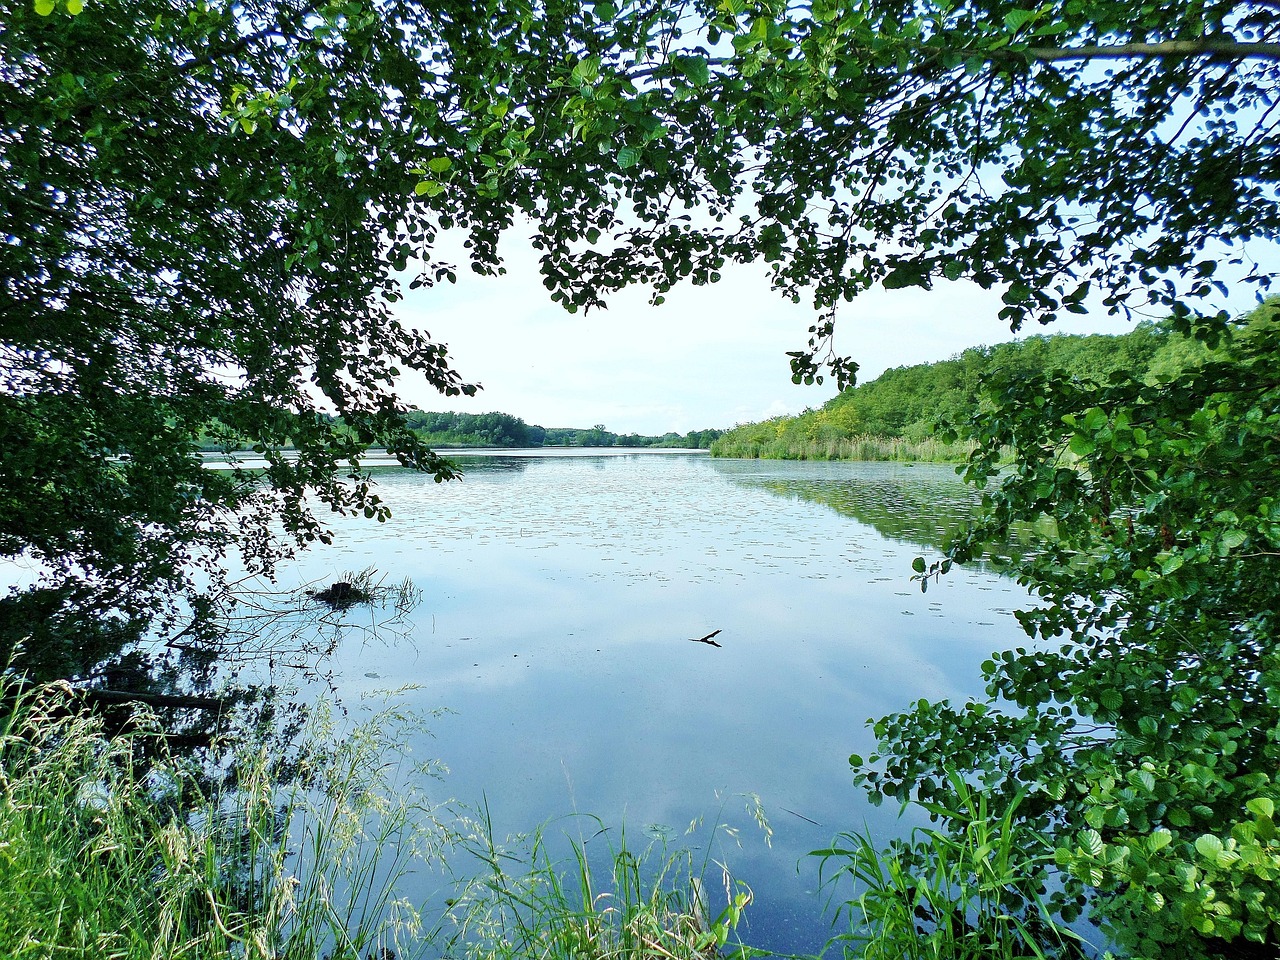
xmin=0 ymin=679 xmax=745 ymax=960
xmin=710 ymin=435 xmax=976 ymax=463
xmin=445 ymin=808 xmax=756 ymax=960
xmin=0 ymin=680 xmax=447 ymax=959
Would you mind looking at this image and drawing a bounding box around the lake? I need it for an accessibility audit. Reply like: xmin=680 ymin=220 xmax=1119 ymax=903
xmin=270 ymin=450 xmax=1032 ymax=954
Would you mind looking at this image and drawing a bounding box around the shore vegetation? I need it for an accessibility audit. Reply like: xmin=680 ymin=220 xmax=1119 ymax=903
xmin=4 ymin=0 xmax=1278 ymax=956
xmin=712 ymin=321 xmax=1204 ymax=463
xmin=0 ymin=677 xmax=744 ymax=960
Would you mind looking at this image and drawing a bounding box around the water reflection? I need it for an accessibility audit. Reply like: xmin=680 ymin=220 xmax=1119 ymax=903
xmin=711 ymin=459 xmax=1047 ymax=571
xmin=269 ymin=453 xmax=1033 ymax=954
xmin=709 ymin=460 xmax=979 ymax=554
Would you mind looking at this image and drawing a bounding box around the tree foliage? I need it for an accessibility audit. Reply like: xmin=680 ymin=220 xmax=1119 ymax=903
xmin=713 ymin=324 xmax=1177 ymax=456
xmin=0 ymin=0 xmax=737 ymax=667
xmin=399 ymin=411 xmax=722 ymax=448
xmin=859 ymin=304 xmax=1280 ymax=957
xmin=5 ymin=0 xmax=1278 ymax=667
xmin=553 ymin=0 xmax=1280 ymax=385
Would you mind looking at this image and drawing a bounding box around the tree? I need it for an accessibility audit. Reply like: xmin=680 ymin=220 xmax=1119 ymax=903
xmin=0 ymin=0 xmax=738 ymax=673
xmin=555 ymin=0 xmax=1279 ymax=385
xmin=0 ymin=0 xmax=445 ymax=668
xmin=853 ymin=311 xmax=1280 ymax=958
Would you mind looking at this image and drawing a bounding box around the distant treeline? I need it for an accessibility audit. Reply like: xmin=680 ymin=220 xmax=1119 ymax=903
xmin=196 ymin=412 xmax=722 ymax=453
xmin=402 ymin=411 xmax=723 ymax=449
xmin=711 ymin=319 xmax=1225 ymax=462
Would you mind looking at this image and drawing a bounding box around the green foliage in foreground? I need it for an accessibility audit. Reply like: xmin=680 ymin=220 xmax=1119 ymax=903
xmin=713 ymin=323 xmax=1184 ymax=461
xmin=817 ymin=775 xmax=1083 ymax=960
xmin=446 ymin=813 xmax=754 ymax=960
xmin=854 ymin=308 xmax=1280 ymax=958
xmin=0 ymin=679 xmax=744 ymax=960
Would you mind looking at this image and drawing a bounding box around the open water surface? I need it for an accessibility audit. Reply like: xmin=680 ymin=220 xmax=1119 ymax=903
xmin=271 ymin=451 xmax=1033 ymax=953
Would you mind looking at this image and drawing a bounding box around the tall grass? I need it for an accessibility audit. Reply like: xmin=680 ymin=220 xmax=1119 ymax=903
xmin=813 ymin=775 xmax=1087 ymax=960
xmin=0 ymin=679 xmax=449 ymax=959
xmin=710 ymin=435 xmax=975 ymax=463
xmin=0 ymin=680 xmax=745 ymax=960
xmin=445 ymin=808 xmax=757 ymax=960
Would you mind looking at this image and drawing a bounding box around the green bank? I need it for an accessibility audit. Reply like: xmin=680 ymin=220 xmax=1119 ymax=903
xmin=711 ymin=319 xmax=1219 ymax=462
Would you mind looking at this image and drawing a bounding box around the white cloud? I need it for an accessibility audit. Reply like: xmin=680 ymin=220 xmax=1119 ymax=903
xmin=391 ymin=227 xmax=1264 ymax=435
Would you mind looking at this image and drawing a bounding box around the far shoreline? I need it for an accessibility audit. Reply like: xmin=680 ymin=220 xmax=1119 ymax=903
xmin=198 ymin=446 xmax=713 ymax=468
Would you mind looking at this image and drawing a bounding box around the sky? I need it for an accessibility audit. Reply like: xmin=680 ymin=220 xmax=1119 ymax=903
xmin=391 ymin=227 xmax=1243 ymax=436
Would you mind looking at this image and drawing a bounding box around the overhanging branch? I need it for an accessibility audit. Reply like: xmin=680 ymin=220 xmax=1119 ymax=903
xmin=1017 ymin=39 xmax=1280 ymax=63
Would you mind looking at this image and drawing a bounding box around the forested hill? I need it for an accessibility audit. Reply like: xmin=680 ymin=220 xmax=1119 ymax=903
xmin=710 ymin=320 xmax=1218 ymax=461
xmin=401 ymin=411 xmax=723 ymax=449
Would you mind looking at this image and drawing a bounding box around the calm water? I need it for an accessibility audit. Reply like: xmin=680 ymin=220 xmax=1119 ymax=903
xmin=274 ymin=451 xmax=1031 ymax=953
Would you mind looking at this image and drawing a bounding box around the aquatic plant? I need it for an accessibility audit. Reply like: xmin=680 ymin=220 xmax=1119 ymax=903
xmin=445 ymin=806 xmax=757 ymax=960
xmin=0 ymin=679 xmax=449 ymax=959
xmin=814 ymin=775 xmax=1085 ymax=960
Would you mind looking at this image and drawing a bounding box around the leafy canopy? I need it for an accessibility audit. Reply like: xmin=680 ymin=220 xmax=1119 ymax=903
xmin=554 ymin=0 xmax=1280 ymax=384
xmin=0 ymin=0 xmax=740 ymax=665
xmin=5 ymin=0 xmax=1277 ymax=655
xmin=859 ymin=307 xmax=1280 ymax=957
xmin=4 ymin=0 xmax=1280 ymax=954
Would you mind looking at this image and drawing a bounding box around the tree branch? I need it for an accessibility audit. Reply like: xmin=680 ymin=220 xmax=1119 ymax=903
xmin=1018 ymin=39 xmax=1280 ymax=63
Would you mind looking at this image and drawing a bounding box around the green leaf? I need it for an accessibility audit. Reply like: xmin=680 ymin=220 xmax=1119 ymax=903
xmin=1003 ymin=8 xmax=1038 ymax=29
xmin=1219 ymin=529 xmax=1246 ymax=551
xmin=1246 ymin=797 xmax=1275 ymax=818
xmin=1002 ymin=281 xmax=1031 ymax=304
xmin=34 ymin=0 xmax=56 ymax=14
xmin=1032 ymin=20 xmax=1070 ymax=35
xmin=943 ymin=260 xmax=965 ymax=281
xmin=1194 ymin=834 xmax=1224 ymax=860
xmin=882 ymin=264 xmax=928 ymax=289
xmin=427 ymin=157 xmax=453 ymax=173
xmin=571 ymin=56 xmax=601 ymax=85
xmin=676 ymin=55 xmax=711 ymax=87
xmin=912 ymin=556 xmax=927 ymax=573
xmin=65 ymin=0 xmax=83 ymax=12
xmin=1069 ymin=434 xmax=1095 ymax=457
xmin=617 ymin=146 xmax=641 ymax=169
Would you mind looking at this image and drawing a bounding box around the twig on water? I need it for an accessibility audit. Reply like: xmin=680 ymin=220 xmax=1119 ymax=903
xmin=689 ymin=629 xmax=722 ymax=648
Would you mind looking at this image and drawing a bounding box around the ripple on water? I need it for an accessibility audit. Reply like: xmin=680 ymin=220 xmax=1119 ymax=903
xmin=270 ymin=453 xmax=1035 ymax=957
